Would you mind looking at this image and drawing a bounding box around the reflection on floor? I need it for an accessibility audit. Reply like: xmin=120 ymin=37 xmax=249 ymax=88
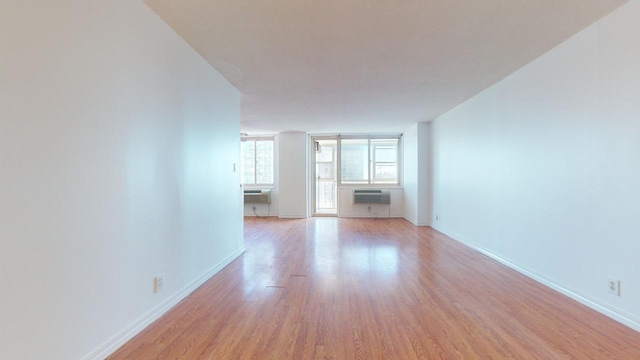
xmin=109 ymin=217 xmax=640 ymax=359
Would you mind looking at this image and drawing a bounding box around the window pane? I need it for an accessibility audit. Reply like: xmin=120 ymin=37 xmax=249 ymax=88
xmin=371 ymin=139 xmax=398 ymax=184
xmin=317 ymin=180 xmax=336 ymax=209
xmin=373 ymin=145 xmax=397 ymax=162
xmin=341 ymin=139 xmax=369 ymax=183
xmin=240 ymin=141 xmax=256 ymax=184
xmin=317 ymin=143 xmax=333 ymax=162
xmin=255 ymin=140 xmax=274 ymax=184
xmin=317 ymin=163 xmax=334 ymax=179
xmin=374 ymin=164 xmax=397 ymax=183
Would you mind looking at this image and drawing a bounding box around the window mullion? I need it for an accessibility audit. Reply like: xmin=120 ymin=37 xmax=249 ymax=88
xmin=253 ymin=140 xmax=257 ymax=185
xmin=368 ymin=139 xmax=372 ymax=184
xmin=337 ymin=138 xmax=342 ymax=186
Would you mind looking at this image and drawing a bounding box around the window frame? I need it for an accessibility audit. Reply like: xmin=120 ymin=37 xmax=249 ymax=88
xmin=240 ymin=135 xmax=275 ymax=186
xmin=338 ymin=135 xmax=402 ymax=186
xmin=370 ymin=138 xmax=400 ymax=184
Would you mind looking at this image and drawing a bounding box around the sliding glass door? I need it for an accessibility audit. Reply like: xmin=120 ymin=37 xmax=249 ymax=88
xmin=312 ymin=138 xmax=338 ymax=215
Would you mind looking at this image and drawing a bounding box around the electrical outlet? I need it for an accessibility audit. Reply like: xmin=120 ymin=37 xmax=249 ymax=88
xmin=436 ymin=214 xmax=440 ymax=221
xmin=154 ymin=275 xmax=165 ymax=294
xmin=607 ymin=279 xmax=620 ymax=296
xmin=368 ymin=206 xmax=372 ymax=213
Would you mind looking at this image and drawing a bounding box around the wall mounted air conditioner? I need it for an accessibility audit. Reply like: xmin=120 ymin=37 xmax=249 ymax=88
xmin=244 ymin=189 xmax=271 ymax=204
xmin=353 ymin=189 xmax=391 ymax=204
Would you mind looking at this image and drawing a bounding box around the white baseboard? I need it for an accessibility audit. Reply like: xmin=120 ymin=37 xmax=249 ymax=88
xmin=431 ymin=225 xmax=640 ymax=333
xmin=278 ymin=215 xmax=307 ymax=219
xmin=403 ymin=216 xmax=431 ymax=227
xmin=82 ymin=247 xmax=246 ymax=360
xmin=403 ymin=216 xmax=418 ymax=225
xmin=338 ymin=215 xmax=404 ymax=219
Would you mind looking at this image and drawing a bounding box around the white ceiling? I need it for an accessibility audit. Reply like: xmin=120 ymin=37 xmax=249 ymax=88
xmin=144 ymin=0 xmax=626 ymax=134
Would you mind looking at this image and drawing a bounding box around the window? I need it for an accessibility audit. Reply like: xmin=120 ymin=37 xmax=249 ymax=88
xmin=340 ymin=139 xmax=369 ymax=184
xmin=240 ymin=136 xmax=274 ymax=185
xmin=340 ymin=137 xmax=400 ymax=185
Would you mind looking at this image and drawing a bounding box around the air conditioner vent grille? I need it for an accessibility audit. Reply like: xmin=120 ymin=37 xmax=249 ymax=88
xmin=244 ymin=189 xmax=271 ymax=204
xmin=353 ymin=189 xmax=390 ymax=204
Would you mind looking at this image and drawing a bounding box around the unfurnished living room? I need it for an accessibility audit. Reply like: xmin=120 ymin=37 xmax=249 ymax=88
xmin=2 ymin=0 xmax=639 ymax=359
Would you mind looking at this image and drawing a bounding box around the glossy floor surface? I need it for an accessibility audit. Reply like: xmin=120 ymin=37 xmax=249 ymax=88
xmin=109 ymin=218 xmax=640 ymax=359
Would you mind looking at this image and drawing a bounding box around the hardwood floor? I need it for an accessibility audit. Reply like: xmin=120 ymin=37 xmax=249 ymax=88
xmin=109 ymin=217 xmax=640 ymax=359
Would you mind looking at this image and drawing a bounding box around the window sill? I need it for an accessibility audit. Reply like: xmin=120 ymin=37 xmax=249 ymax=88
xmin=242 ymin=184 xmax=276 ymax=189
xmin=338 ymin=184 xmax=403 ymax=189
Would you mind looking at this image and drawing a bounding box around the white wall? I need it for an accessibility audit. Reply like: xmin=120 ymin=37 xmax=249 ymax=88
xmin=417 ymin=122 xmax=432 ymax=225
xmin=403 ymin=125 xmax=419 ymax=223
xmin=278 ymin=132 xmax=308 ymax=218
xmin=403 ymin=123 xmax=431 ymax=226
xmin=0 ymin=1 xmax=244 ymax=359
xmin=431 ymin=0 xmax=640 ymax=330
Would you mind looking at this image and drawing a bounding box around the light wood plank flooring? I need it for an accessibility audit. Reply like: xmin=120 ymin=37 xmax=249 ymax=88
xmin=109 ymin=217 xmax=640 ymax=359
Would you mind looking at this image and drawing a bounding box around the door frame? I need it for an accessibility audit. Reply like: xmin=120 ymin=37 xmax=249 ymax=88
xmin=310 ymin=135 xmax=340 ymax=216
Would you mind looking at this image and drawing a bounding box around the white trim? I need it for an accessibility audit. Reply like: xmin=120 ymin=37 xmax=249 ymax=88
xmin=310 ymin=136 xmax=340 ymax=217
xmin=431 ymin=225 xmax=640 ymax=333
xmin=278 ymin=215 xmax=307 ymax=219
xmin=338 ymin=184 xmax=403 ymax=189
xmin=338 ymin=215 xmax=404 ymax=219
xmin=403 ymin=216 xmax=418 ymax=225
xmin=82 ymin=247 xmax=246 ymax=360
xmin=403 ymin=216 xmax=431 ymax=227
xmin=240 ymin=135 xmax=275 ymax=141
